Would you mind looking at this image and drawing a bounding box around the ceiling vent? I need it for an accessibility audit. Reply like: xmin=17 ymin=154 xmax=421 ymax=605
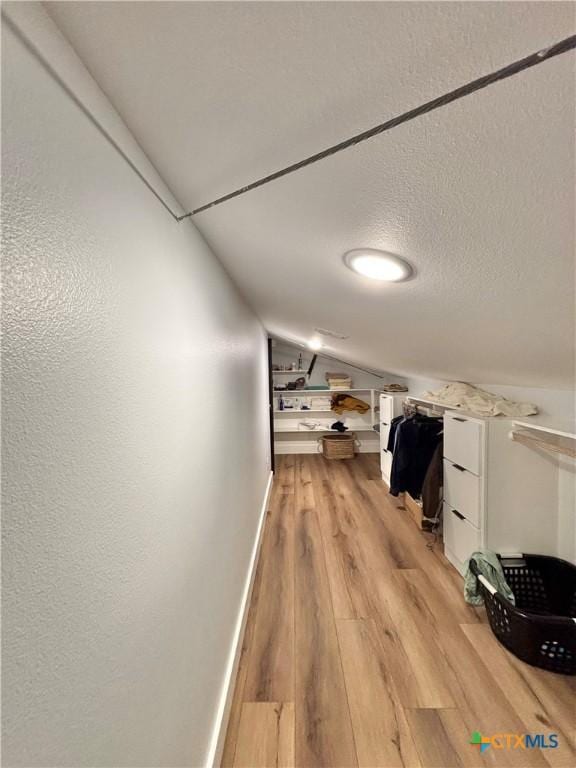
xmin=315 ymin=327 xmax=350 ymax=340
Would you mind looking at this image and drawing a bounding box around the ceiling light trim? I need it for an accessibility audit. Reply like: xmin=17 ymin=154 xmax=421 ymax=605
xmin=314 ymin=327 xmax=350 ymax=340
xmin=344 ymin=249 xmax=414 ymax=283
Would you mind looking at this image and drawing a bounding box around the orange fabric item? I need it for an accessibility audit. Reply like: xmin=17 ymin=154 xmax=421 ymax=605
xmin=331 ymin=394 xmax=370 ymax=415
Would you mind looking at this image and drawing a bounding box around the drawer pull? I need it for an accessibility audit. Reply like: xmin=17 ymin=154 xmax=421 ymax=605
xmin=453 ymin=417 xmax=467 ymax=423
xmin=452 ymin=463 xmax=466 ymax=472
xmin=452 ymin=509 xmax=465 ymax=521
xmin=382 ymin=448 xmax=389 ymax=454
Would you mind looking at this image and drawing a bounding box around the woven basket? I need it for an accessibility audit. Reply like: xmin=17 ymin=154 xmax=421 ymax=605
xmin=318 ymin=432 xmax=358 ymax=460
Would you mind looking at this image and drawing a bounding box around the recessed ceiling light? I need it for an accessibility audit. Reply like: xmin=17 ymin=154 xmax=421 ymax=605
xmin=308 ymin=338 xmax=323 ymax=351
xmin=343 ymin=249 xmax=413 ymax=282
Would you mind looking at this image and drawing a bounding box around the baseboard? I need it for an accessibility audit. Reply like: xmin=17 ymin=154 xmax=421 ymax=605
xmin=275 ymin=439 xmax=379 ymax=454
xmin=205 ymin=470 xmax=274 ymax=768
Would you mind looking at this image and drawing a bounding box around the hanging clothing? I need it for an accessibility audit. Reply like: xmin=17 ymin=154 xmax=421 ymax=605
xmin=421 ymin=442 xmax=443 ymax=520
xmin=389 ymin=415 xmax=443 ymax=497
xmin=387 ymin=415 xmax=404 ymax=453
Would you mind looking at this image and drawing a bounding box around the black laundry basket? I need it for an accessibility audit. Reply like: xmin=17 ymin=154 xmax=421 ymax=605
xmin=470 ymin=554 xmax=576 ymax=675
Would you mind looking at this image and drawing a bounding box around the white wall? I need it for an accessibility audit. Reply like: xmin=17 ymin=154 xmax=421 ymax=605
xmin=557 ymin=455 xmax=576 ymax=564
xmin=272 ymin=340 xmax=386 ymax=389
xmin=403 ymin=375 xmax=575 ymax=424
xmin=1 ymin=6 xmax=270 ymax=767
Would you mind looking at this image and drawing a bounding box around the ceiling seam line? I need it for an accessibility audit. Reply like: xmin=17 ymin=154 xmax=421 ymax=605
xmin=6 ymin=8 xmax=574 ymax=224
xmin=3 ymin=10 xmax=184 ymax=223
xmin=179 ymin=33 xmax=576 ymax=219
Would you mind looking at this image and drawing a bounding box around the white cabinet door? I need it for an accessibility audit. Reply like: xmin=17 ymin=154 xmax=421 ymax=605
xmin=379 ymin=395 xmax=394 ymax=424
xmin=381 ymin=448 xmax=392 ymax=484
xmin=444 ymin=413 xmax=484 ymax=475
xmin=443 ymin=459 xmax=481 ymax=527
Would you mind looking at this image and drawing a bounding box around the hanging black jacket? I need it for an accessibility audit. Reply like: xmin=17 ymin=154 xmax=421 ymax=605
xmin=389 ymin=415 xmax=443 ymax=498
xmin=387 ymin=415 xmax=404 ymax=453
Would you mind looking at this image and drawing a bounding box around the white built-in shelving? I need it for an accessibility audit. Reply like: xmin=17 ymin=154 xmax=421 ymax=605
xmin=274 ymin=388 xmax=380 ymax=454
xmin=271 ymin=370 xmax=308 ymax=375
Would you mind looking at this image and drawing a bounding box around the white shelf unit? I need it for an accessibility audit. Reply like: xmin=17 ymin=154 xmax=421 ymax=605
xmin=510 ymin=420 xmax=576 ymax=458
xmin=512 ymin=420 xmax=576 ymax=440
xmin=274 ymin=389 xmax=380 ymax=454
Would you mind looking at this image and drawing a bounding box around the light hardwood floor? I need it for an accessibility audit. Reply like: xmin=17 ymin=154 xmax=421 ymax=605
xmin=222 ymin=454 xmax=576 ymax=768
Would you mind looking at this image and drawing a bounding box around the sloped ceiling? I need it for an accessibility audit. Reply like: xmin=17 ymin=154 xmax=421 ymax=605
xmin=46 ymin=1 xmax=576 ymax=388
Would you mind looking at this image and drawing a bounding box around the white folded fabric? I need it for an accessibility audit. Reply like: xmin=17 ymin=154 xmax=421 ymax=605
xmin=423 ymin=382 xmax=538 ymax=417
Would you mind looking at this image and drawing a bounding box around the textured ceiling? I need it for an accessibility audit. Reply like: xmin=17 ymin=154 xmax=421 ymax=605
xmin=46 ymin=1 xmax=576 ymax=388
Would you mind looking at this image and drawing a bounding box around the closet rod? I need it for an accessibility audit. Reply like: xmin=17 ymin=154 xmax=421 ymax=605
xmin=180 ymin=33 xmax=576 ymax=219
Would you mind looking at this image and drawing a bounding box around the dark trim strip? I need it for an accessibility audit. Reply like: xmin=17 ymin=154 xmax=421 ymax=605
xmin=267 ymin=337 xmax=275 ymax=473
xmin=6 ymin=6 xmax=574 ymax=224
xmin=179 ymin=34 xmax=576 ymax=219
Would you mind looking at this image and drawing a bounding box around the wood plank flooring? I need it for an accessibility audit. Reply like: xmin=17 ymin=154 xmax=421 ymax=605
xmin=222 ymin=454 xmax=576 ymax=768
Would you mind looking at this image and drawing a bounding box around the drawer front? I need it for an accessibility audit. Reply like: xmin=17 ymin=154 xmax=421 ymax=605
xmin=443 ymin=459 xmax=481 ymax=527
xmin=443 ymin=502 xmax=481 ymax=566
xmin=444 ymin=414 xmax=483 ymax=475
xmin=381 ymin=448 xmax=392 ymax=483
xmin=379 ymin=395 xmax=393 ymax=424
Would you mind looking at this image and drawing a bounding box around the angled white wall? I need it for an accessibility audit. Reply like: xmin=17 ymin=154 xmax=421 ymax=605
xmin=1 ymin=5 xmax=270 ymax=766
xmin=272 ymin=340 xmax=386 ymax=389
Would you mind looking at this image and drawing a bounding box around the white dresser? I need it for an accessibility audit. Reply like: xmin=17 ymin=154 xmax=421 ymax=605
xmin=379 ymin=393 xmax=406 ymax=486
xmin=380 ymin=396 xmax=563 ymax=575
xmin=442 ymin=410 xmax=560 ymax=575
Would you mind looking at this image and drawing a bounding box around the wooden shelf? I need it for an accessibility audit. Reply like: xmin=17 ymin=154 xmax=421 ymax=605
xmin=512 ymin=420 xmax=576 ymax=440
xmin=510 ymin=422 xmax=576 ymax=459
